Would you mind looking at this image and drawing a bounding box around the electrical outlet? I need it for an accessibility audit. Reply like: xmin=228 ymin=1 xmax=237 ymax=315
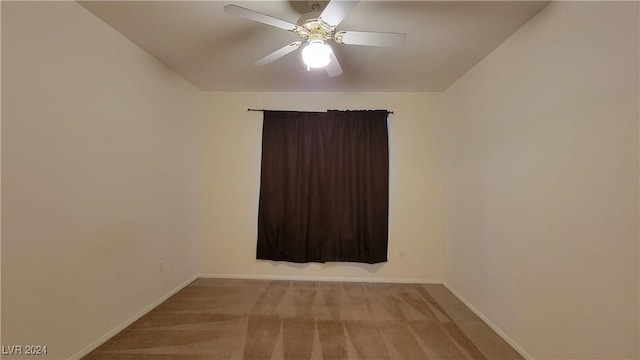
xmin=399 ymin=250 xmax=405 ymax=258
xmin=159 ymin=261 xmax=164 ymax=273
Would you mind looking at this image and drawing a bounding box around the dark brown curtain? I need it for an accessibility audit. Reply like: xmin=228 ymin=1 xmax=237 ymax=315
xmin=257 ymin=110 xmax=389 ymax=264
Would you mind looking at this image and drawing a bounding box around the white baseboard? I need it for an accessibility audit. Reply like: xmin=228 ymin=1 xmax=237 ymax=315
xmin=199 ymin=273 xmax=441 ymax=284
xmin=442 ymin=282 xmax=534 ymax=360
xmin=69 ymin=274 xmax=198 ymax=360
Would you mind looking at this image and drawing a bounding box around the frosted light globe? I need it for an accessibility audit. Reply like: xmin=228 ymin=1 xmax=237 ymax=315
xmin=302 ymin=40 xmax=332 ymax=68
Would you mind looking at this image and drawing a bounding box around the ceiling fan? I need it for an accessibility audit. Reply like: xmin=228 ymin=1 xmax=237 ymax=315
xmin=223 ymin=0 xmax=407 ymax=77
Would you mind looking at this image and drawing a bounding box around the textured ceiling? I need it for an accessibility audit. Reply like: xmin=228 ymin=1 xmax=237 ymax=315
xmin=80 ymin=1 xmax=549 ymax=92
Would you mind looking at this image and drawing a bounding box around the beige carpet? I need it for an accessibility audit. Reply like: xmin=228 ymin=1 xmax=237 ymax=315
xmin=83 ymin=278 xmax=523 ymax=359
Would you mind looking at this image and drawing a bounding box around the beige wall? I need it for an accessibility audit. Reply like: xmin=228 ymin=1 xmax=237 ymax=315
xmin=200 ymin=92 xmax=444 ymax=282
xmin=1 ymin=2 xmax=204 ymax=359
xmin=440 ymin=2 xmax=639 ymax=359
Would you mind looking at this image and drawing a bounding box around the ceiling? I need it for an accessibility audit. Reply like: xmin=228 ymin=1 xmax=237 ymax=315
xmin=79 ymin=1 xmax=548 ymax=92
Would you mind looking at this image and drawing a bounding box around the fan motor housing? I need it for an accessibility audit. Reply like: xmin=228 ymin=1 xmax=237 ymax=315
xmin=297 ymin=11 xmax=335 ymax=40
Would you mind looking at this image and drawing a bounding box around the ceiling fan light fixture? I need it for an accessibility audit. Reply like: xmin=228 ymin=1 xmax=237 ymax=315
xmin=302 ymin=38 xmax=332 ymax=68
xmin=224 ymin=1 xmax=407 ymax=77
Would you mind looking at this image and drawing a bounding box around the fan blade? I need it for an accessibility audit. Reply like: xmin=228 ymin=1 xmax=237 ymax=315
xmin=254 ymin=41 xmax=302 ymax=66
xmin=319 ymin=0 xmax=360 ymax=27
xmin=224 ymin=4 xmax=298 ymax=31
xmin=336 ymin=30 xmax=406 ymax=47
xmin=325 ymin=52 xmax=343 ymax=77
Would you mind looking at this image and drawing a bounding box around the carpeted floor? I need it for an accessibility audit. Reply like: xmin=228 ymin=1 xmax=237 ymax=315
xmin=83 ymin=278 xmax=523 ymax=359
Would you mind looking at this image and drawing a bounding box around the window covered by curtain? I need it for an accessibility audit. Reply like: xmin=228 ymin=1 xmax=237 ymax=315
xmin=257 ymin=110 xmax=389 ymax=264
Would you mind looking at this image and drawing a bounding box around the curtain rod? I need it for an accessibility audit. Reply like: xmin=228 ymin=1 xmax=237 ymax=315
xmin=247 ymin=108 xmax=394 ymax=114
